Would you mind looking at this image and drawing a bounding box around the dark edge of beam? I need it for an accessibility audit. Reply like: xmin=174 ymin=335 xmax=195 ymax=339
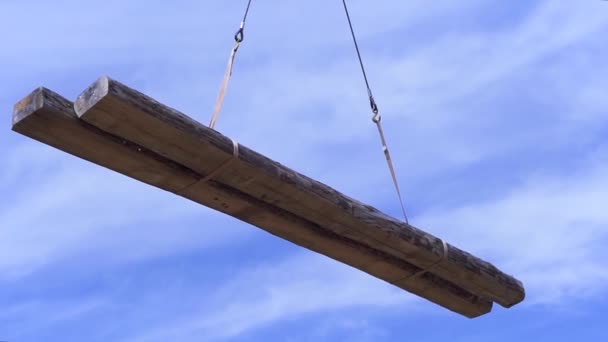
xmin=214 ymin=180 xmax=493 ymax=318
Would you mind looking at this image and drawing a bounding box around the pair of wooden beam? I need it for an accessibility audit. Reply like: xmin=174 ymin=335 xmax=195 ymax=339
xmin=11 ymin=76 xmax=525 ymax=318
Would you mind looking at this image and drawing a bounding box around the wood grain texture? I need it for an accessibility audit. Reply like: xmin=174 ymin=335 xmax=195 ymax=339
xmin=74 ymin=76 xmax=524 ymax=308
xmin=12 ymin=87 xmax=199 ymax=192
xmin=12 ymin=87 xmax=492 ymax=318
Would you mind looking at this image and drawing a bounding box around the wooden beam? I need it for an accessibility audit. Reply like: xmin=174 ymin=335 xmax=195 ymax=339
xmin=12 ymin=87 xmax=493 ymax=318
xmin=74 ymin=76 xmax=525 ymax=308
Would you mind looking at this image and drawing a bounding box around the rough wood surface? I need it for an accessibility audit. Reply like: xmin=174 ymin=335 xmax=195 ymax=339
xmin=12 ymin=87 xmax=493 ymax=318
xmin=74 ymin=76 xmax=525 ymax=308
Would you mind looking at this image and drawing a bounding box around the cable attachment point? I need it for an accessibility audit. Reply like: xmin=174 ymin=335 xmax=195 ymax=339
xmin=370 ymin=95 xmax=381 ymax=123
xmin=234 ymin=23 xmax=244 ymax=43
xmin=341 ymin=0 xmax=409 ymax=224
xmin=209 ymin=0 xmax=253 ymax=129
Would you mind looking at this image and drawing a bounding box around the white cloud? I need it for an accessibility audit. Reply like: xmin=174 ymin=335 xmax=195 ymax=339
xmin=416 ymin=145 xmax=608 ymax=305
xmin=0 ymin=296 xmax=107 ymax=340
xmin=129 ymin=252 xmax=416 ymax=342
xmin=1 ymin=1 xmax=608 ymax=340
xmin=118 ymin=1 xmax=608 ymax=200
xmin=0 ymin=142 xmax=246 ymax=279
xmin=222 ymin=1 xmax=608 ymax=160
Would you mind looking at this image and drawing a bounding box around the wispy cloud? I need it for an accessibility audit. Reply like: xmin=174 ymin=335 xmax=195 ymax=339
xmin=0 ymin=143 xmax=246 ymax=279
xmin=0 ymin=296 xmax=107 ymax=340
xmin=417 ymin=144 xmax=608 ymax=305
xmin=1 ymin=1 xmax=608 ymax=341
xmin=129 ymin=252 xmax=414 ymax=342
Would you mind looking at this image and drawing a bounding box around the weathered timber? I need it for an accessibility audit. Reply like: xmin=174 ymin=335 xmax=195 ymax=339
xmin=12 ymin=87 xmax=493 ymax=318
xmin=73 ymin=76 xmax=525 ymax=308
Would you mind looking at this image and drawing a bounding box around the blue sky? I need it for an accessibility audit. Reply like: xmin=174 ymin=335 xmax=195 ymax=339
xmin=1 ymin=0 xmax=607 ymax=340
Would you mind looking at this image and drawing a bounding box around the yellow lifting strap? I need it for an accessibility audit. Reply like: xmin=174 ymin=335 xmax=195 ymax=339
xmin=342 ymin=0 xmax=410 ymax=224
xmin=210 ymin=0 xmax=410 ymax=224
xmin=209 ymin=0 xmax=252 ymax=130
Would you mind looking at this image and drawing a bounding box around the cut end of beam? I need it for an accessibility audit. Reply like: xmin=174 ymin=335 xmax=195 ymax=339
xmin=12 ymin=87 xmax=71 ymax=131
xmin=10 ymin=86 xmax=201 ymax=194
xmin=12 ymin=87 xmax=43 ymax=128
xmin=504 ymin=278 xmax=526 ymax=308
xmin=74 ymin=75 xmax=110 ymax=117
xmin=445 ymin=243 xmax=526 ymax=308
